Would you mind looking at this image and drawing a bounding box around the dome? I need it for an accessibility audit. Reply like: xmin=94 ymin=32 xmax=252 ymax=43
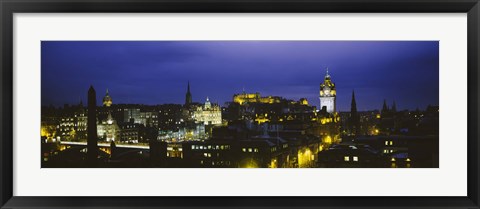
xmin=103 ymin=89 xmax=112 ymax=107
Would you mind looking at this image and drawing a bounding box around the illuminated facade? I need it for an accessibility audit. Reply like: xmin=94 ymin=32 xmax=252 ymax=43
xmin=319 ymin=69 xmax=336 ymax=113
xmin=103 ymin=89 xmax=112 ymax=107
xmin=97 ymin=112 xmax=120 ymax=142
xmin=99 ymin=90 xmax=119 ymax=141
xmin=233 ymin=92 xmax=282 ymax=105
xmin=193 ymin=97 xmax=222 ymax=125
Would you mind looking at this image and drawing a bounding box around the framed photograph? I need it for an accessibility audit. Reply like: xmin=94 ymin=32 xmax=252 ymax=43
xmin=1 ymin=0 xmax=479 ymax=208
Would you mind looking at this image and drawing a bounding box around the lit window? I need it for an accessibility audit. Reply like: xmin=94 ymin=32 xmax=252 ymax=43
xmin=353 ymin=156 xmax=358 ymax=161
xmin=389 ymin=141 xmax=393 ymax=145
xmin=242 ymin=148 xmax=246 ymax=152
xmin=248 ymin=148 xmax=253 ymax=152
xmin=385 ymin=141 xmax=389 ymax=145
xmin=344 ymin=156 xmax=350 ymax=161
xmin=254 ymin=148 xmax=259 ymax=152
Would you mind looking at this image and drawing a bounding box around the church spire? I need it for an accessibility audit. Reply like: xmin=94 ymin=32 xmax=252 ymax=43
xmin=382 ymin=99 xmax=389 ymax=115
xmin=391 ymin=100 xmax=397 ymax=112
xmin=349 ymin=90 xmax=360 ymax=135
xmin=185 ymin=81 xmax=192 ymax=106
xmin=351 ymin=90 xmax=357 ymax=113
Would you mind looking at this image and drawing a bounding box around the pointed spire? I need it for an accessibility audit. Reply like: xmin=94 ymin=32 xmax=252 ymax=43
xmin=185 ymin=81 xmax=192 ymax=106
xmin=351 ymin=90 xmax=357 ymax=113
xmin=106 ymin=88 xmax=109 ymax=95
xmin=206 ymin=96 xmax=210 ymax=102
xmin=382 ymin=99 xmax=389 ymax=113
xmin=350 ymin=90 xmax=359 ymax=135
xmin=392 ymin=100 xmax=397 ymax=112
xmin=351 ymin=90 xmax=357 ymax=108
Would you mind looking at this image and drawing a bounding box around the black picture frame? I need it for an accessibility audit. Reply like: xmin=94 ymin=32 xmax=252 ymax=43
xmin=1 ymin=0 xmax=479 ymax=208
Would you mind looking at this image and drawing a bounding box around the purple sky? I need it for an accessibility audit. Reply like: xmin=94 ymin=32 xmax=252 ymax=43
xmin=41 ymin=41 xmax=439 ymax=111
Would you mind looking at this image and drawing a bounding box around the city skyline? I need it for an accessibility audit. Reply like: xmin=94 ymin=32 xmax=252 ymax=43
xmin=41 ymin=41 xmax=439 ymax=111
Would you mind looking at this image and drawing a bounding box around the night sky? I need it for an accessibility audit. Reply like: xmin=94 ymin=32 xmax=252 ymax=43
xmin=41 ymin=41 xmax=439 ymax=112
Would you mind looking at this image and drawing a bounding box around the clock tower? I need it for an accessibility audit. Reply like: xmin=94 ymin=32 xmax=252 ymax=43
xmin=319 ymin=68 xmax=336 ymax=113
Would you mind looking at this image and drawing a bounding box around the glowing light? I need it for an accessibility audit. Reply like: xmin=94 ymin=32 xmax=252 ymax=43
xmin=323 ymin=135 xmax=332 ymax=144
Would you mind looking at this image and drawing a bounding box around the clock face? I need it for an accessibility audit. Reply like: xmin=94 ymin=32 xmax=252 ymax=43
xmin=324 ymin=89 xmax=330 ymax=95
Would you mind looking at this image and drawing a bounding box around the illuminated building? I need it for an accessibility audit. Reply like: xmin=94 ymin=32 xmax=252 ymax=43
xmin=103 ymin=89 xmax=112 ymax=107
xmin=317 ymin=144 xmax=384 ymax=168
xmin=56 ymin=102 xmax=87 ymax=141
xmin=123 ymin=108 xmax=141 ymax=123
xmin=183 ymin=141 xmax=233 ymax=167
xmin=193 ymin=97 xmax=222 ymax=125
xmin=157 ymin=104 xmax=183 ymax=131
xmin=319 ymin=68 xmax=336 ymax=113
xmin=158 ymin=122 xmax=205 ymax=141
xmin=98 ymin=89 xmax=120 ymax=141
xmin=120 ymin=122 xmax=143 ymax=143
xmin=58 ymin=116 xmax=75 ymax=141
xmin=76 ymin=102 xmax=88 ymax=141
xmin=97 ymin=112 xmax=120 ymax=142
xmin=139 ymin=111 xmax=158 ymax=127
xmin=233 ymin=92 xmax=282 ymax=105
xmin=299 ymin=98 xmax=309 ymax=105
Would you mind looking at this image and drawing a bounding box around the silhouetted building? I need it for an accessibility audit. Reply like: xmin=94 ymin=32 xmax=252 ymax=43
xmin=349 ymin=90 xmax=360 ymax=135
xmin=87 ymin=85 xmax=98 ymax=166
xmin=185 ymin=81 xmax=192 ymax=106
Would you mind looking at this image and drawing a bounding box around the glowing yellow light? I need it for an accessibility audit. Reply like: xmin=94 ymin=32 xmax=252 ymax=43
xmin=406 ymin=158 xmax=411 ymax=162
xmin=391 ymin=158 xmax=396 ymax=162
xmin=323 ymin=135 xmax=332 ymax=144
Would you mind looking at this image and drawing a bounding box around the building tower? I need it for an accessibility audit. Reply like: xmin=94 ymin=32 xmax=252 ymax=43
xmin=103 ymin=89 xmax=112 ymax=107
xmin=391 ymin=100 xmax=397 ymax=112
xmin=87 ymin=85 xmax=98 ymax=166
xmin=319 ymin=68 xmax=336 ymax=113
xmin=185 ymin=81 xmax=192 ymax=106
xmin=382 ymin=99 xmax=389 ymax=116
xmin=204 ymin=97 xmax=211 ymax=109
xmin=350 ymin=90 xmax=360 ymax=135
